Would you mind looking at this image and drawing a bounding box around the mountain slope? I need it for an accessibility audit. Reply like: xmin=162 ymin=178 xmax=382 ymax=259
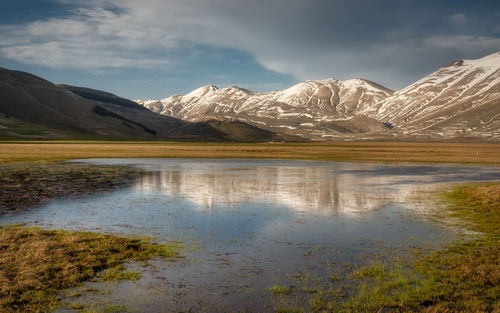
xmin=0 ymin=67 xmax=147 ymax=138
xmin=368 ymin=52 xmax=500 ymax=139
xmin=58 ymin=84 xmax=148 ymax=111
xmin=0 ymin=68 xmax=286 ymax=141
xmin=136 ymin=78 xmax=394 ymax=139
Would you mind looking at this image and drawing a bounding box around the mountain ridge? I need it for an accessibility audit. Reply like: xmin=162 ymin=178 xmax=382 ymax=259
xmin=136 ymin=77 xmax=394 ymax=139
xmin=136 ymin=51 xmax=500 ymax=140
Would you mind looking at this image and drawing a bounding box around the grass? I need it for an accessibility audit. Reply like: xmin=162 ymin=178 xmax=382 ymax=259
xmin=342 ymin=183 xmax=500 ymax=312
xmin=0 ymin=141 xmax=499 ymax=164
xmin=268 ymin=285 xmax=294 ymax=295
xmin=0 ymin=114 xmax=91 ymax=141
xmin=0 ymin=225 xmax=182 ymax=312
xmin=444 ymin=183 xmax=500 ymax=235
xmin=275 ymin=308 xmax=303 ymax=313
xmin=101 ymin=304 xmax=129 ymax=313
xmin=99 ymin=265 xmax=141 ymax=282
xmin=0 ymin=162 xmax=142 ymax=213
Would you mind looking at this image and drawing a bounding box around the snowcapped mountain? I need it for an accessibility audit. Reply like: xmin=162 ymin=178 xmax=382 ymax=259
xmin=368 ymin=52 xmax=500 ymax=139
xmin=136 ymin=52 xmax=500 ymax=140
xmin=136 ymin=78 xmax=394 ymax=139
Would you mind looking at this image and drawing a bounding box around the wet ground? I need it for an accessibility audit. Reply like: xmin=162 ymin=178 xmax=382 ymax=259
xmin=1 ymin=158 xmax=499 ymax=312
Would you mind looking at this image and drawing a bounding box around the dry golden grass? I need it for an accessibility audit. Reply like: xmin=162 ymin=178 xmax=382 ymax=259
xmin=0 ymin=226 xmax=182 ymax=312
xmin=0 ymin=141 xmax=499 ymax=164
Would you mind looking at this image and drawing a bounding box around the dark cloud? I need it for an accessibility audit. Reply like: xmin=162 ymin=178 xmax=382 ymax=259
xmin=1 ymin=0 xmax=499 ymax=90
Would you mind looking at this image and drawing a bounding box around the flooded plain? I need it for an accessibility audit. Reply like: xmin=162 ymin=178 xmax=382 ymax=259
xmin=2 ymin=158 xmax=499 ymax=312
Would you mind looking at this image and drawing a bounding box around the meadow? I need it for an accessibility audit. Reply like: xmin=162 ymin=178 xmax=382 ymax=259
xmin=0 ymin=141 xmax=499 ymax=164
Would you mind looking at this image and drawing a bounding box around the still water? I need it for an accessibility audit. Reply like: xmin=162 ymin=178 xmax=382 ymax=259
xmin=2 ymin=158 xmax=499 ymax=312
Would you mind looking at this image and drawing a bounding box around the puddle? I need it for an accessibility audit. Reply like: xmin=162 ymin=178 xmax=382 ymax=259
xmin=1 ymin=158 xmax=499 ymax=312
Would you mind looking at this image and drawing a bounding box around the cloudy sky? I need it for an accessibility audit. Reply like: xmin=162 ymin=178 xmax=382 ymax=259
xmin=1 ymin=0 xmax=499 ymax=99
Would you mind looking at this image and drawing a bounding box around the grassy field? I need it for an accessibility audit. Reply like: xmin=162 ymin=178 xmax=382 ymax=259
xmin=0 ymin=141 xmax=499 ymax=164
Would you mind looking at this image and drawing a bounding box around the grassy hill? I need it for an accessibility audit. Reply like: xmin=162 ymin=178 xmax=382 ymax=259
xmin=0 ymin=68 xmax=287 ymax=142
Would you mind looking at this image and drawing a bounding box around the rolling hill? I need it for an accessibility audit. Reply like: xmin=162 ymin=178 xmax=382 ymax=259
xmin=0 ymin=68 xmax=288 ymax=141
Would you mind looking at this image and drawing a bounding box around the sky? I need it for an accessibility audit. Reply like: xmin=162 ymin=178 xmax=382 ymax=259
xmin=1 ymin=0 xmax=499 ymax=99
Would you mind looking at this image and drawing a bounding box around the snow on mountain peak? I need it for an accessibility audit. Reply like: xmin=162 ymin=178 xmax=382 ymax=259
xmin=463 ymin=51 xmax=500 ymax=69
xmin=184 ymin=84 xmax=219 ymax=99
xmin=134 ymin=51 xmax=500 ymax=140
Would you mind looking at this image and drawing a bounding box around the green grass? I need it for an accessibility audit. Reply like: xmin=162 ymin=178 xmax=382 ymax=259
xmin=100 ymin=265 xmax=141 ymax=282
xmin=444 ymin=183 xmax=500 ymax=235
xmin=268 ymin=285 xmax=294 ymax=295
xmin=341 ymin=183 xmax=500 ymax=313
xmin=101 ymin=304 xmax=129 ymax=313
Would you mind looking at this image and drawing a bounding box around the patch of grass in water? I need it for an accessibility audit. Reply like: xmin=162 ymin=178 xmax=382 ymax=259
xmin=268 ymin=285 xmax=294 ymax=295
xmin=0 ymin=225 xmax=182 ymax=312
xmin=100 ymin=265 xmax=141 ymax=282
xmin=101 ymin=304 xmax=129 ymax=313
xmin=352 ymin=263 xmax=387 ymax=279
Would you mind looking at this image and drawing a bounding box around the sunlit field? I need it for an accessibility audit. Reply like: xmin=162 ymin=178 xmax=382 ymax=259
xmin=1 ymin=141 xmax=499 ymax=164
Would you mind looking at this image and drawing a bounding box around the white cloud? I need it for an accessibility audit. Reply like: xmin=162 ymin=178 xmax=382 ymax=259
xmin=1 ymin=0 xmax=499 ymax=89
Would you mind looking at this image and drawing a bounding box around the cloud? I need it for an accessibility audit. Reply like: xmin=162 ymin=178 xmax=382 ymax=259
xmin=448 ymin=13 xmax=468 ymax=27
xmin=0 ymin=6 xmax=176 ymax=71
xmin=1 ymin=0 xmax=499 ymax=88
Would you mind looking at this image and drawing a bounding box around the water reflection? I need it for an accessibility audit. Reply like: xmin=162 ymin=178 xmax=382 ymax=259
xmin=133 ymin=162 xmax=441 ymax=216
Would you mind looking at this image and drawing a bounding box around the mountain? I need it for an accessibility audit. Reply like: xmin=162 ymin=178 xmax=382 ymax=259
xmin=136 ymin=78 xmax=394 ymax=139
xmin=0 ymin=68 xmax=286 ymax=141
xmin=136 ymin=52 xmax=500 ymax=140
xmin=58 ymin=84 xmax=148 ymax=112
xmin=367 ymin=52 xmax=500 ymax=139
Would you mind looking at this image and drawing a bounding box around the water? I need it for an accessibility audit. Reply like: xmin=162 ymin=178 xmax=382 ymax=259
xmin=2 ymin=158 xmax=499 ymax=312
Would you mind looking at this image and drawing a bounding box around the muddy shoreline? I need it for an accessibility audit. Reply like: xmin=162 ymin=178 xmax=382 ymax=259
xmin=0 ymin=162 xmax=142 ymax=214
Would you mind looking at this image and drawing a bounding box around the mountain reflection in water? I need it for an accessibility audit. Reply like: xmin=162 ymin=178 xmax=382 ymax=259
xmin=131 ymin=160 xmax=471 ymax=216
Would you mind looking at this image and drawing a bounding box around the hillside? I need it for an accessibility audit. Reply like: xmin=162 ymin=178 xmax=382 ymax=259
xmin=368 ymin=52 xmax=500 ymax=139
xmin=0 ymin=68 xmax=286 ymax=141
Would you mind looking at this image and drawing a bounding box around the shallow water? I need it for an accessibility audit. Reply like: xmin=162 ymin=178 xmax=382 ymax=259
xmin=2 ymin=158 xmax=499 ymax=312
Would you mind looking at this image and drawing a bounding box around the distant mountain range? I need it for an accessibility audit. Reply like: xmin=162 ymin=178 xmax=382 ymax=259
xmin=1 ymin=52 xmax=498 ymax=141
xmin=137 ymin=52 xmax=500 ymax=140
